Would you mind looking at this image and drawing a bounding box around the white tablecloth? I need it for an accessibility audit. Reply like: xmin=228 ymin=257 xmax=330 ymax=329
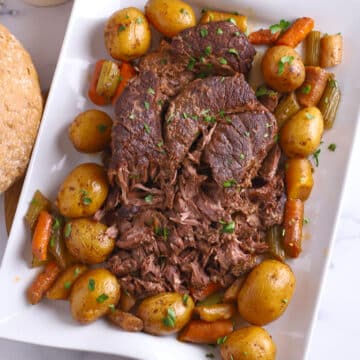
xmin=1 ymin=1 xmax=359 ymax=359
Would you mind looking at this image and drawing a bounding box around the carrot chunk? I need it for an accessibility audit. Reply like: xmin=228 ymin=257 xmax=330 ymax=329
xmin=276 ymin=17 xmax=314 ymax=47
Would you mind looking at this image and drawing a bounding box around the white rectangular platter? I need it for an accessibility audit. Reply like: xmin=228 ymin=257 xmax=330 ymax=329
xmin=0 ymin=0 xmax=359 ymax=359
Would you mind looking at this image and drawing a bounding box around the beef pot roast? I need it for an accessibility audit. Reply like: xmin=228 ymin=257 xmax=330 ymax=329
xmin=106 ymin=22 xmax=285 ymax=300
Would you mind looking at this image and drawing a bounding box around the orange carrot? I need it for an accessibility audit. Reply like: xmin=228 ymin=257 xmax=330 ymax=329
xmin=88 ymin=60 xmax=108 ymax=106
xmin=27 ymin=262 xmax=62 ymax=305
xmin=112 ymin=62 xmax=136 ymax=105
xmin=248 ymin=29 xmax=280 ymax=45
xmin=31 ymin=210 xmax=53 ymax=262
xmin=282 ymin=198 xmax=304 ymax=258
xmin=276 ymin=17 xmax=314 ymax=47
xmin=190 ymin=282 xmax=222 ymax=301
xmin=178 ymin=320 xmax=233 ymax=344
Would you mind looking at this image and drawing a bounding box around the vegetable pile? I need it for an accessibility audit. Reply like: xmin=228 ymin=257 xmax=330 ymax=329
xmin=25 ymin=2 xmax=343 ymax=359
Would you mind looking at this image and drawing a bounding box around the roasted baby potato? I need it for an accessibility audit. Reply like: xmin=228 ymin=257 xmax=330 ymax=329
xmin=64 ymin=218 xmax=115 ymax=264
xmin=280 ymin=106 xmax=324 ymax=158
xmin=145 ymin=0 xmax=196 ymax=38
xmin=68 ymin=110 xmax=112 ymax=153
xmin=70 ymin=268 xmax=121 ymax=324
xmin=237 ymin=260 xmax=296 ymax=326
xmin=57 ymin=163 xmax=109 ymax=218
xmin=285 ymin=158 xmax=314 ymax=201
xmin=220 ymin=326 xmax=276 ymax=360
xmin=137 ymin=292 xmax=195 ymax=335
xmin=104 ymin=7 xmax=151 ymax=61
xmin=194 ymin=303 xmax=236 ymax=322
xmin=262 ymin=46 xmax=305 ymax=92
xmin=46 ymin=264 xmax=88 ymax=300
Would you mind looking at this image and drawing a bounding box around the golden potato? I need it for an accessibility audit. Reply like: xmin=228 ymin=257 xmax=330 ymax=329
xmin=262 ymin=46 xmax=305 ymax=92
xmin=145 ymin=0 xmax=196 ymax=38
xmin=137 ymin=292 xmax=194 ymax=335
xmin=57 ymin=163 xmax=109 ymax=218
xmin=64 ymin=218 xmax=115 ymax=264
xmin=220 ymin=326 xmax=276 ymax=360
xmin=285 ymin=158 xmax=314 ymax=201
xmin=104 ymin=7 xmax=151 ymax=61
xmin=237 ymin=260 xmax=295 ymax=326
xmin=280 ymin=107 xmax=324 ymax=158
xmin=46 ymin=264 xmax=88 ymax=300
xmin=70 ymin=268 xmax=121 ymax=324
xmin=68 ymin=110 xmax=112 ymax=153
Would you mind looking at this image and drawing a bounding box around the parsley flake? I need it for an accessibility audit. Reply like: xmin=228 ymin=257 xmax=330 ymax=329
xmin=167 ymin=114 xmax=175 ymax=124
xmin=239 ymin=153 xmax=245 ymax=160
xmin=301 ymin=84 xmax=312 ymax=94
xmin=144 ymin=101 xmax=150 ymax=110
xmin=88 ymin=278 xmax=95 ymax=291
xmin=217 ymin=336 xmax=227 ymax=345
xmin=328 ymin=143 xmax=337 ymax=152
xmin=52 ymin=217 xmax=61 ymax=230
xmin=228 ymin=48 xmax=238 ymax=55
xmin=182 ymin=293 xmax=189 ymax=306
xmin=306 ymin=112 xmax=315 ymax=119
xmin=97 ymin=124 xmax=108 ymax=133
xmin=187 ymin=57 xmax=196 ymax=71
xmin=219 ymin=57 xmax=228 ymax=65
xmin=144 ymin=194 xmax=153 ymax=204
xmin=303 ymin=217 xmax=310 ymax=225
xmin=217 ymin=28 xmax=223 ymax=35
xmin=129 ymin=113 xmax=136 ymax=120
xmin=74 ymin=267 xmax=81 ymax=276
xmin=157 ymin=141 xmax=164 ymax=148
xmin=135 ymin=17 xmax=143 ymax=24
xmin=255 ymin=85 xmax=276 ymax=98
xmin=278 ymin=55 xmax=294 ymax=75
xmin=223 ymin=179 xmax=237 ymax=188
xmin=108 ymin=304 xmax=116 ymax=313
xmin=282 ymin=298 xmax=288 ymax=304
xmin=64 ymin=223 xmax=72 ymax=238
xmin=144 ymin=123 xmax=151 ymax=134
xmin=163 ymin=307 xmax=176 ymax=328
xmin=180 ymin=8 xmax=188 ymax=15
xmin=147 ymin=87 xmax=155 ymax=95
xmin=269 ymin=19 xmax=290 ymax=34
xmin=222 ymin=221 xmax=235 ymax=234
xmin=118 ymin=24 xmax=126 ymax=33
xmin=329 ymin=79 xmax=338 ymax=88
xmin=313 ymin=148 xmax=321 ymax=167
xmin=204 ymin=45 xmax=212 ymax=55
xmin=64 ymin=281 xmax=72 ymax=290
xmin=96 ymin=293 xmax=109 ymax=303
xmin=200 ymin=28 xmax=208 ymax=38
xmin=206 ymin=354 xmax=215 ymax=359
xmin=227 ymin=18 xmax=237 ymax=25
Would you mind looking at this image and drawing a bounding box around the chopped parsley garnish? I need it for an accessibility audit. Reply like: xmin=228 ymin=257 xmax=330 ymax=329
xmin=167 ymin=114 xmax=175 ymax=124
xmin=74 ymin=267 xmax=81 ymax=276
xmin=201 ymin=109 xmax=210 ymax=116
xmin=96 ymin=293 xmax=109 ymax=303
xmin=222 ymin=221 xmax=235 ymax=234
xmin=282 ymin=298 xmax=288 ymax=304
xmin=187 ymin=57 xmax=196 ymax=70
xmin=80 ymin=189 xmax=92 ymax=206
xmin=88 ymin=278 xmax=95 ymax=291
xmin=301 ymin=84 xmax=312 ymax=94
xmin=226 ymin=116 xmax=232 ymax=123
xmin=64 ymin=281 xmax=71 ymax=290
xmin=329 ymin=79 xmax=338 ymax=88
xmin=239 ymin=153 xmax=245 ymax=160
xmin=328 ymin=143 xmax=337 ymax=151
xmin=144 ymin=123 xmax=151 ymax=134
xmin=192 ymin=114 xmax=199 ymax=121
xmin=219 ymin=57 xmax=228 ymax=65
xmin=313 ymin=148 xmax=321 ymax=167
xmin=223 ymin=179 xmax=237 ymax=188
xmin=118 ymin=24 xmax=126 ymax=33
xmin=157 ymin=99 xmax=164 ymax=106
xmin=200 ymin=28 xmax=208 ymax=38
xmin=144 ymin=101 xmax=150 ymax=110
xmin=97 ymin=124 xmax=108 ymax=133
xmin=135 ymin=17 xmax=143 ymax=24
xmin=228 ymin=48 xmax=238 ymax=55
xmin=180 ymin=8 xmax=188 ymax=15
xmin=64 ymin=223 xmax=72 ymax=238
xmin=244 ymin=131 xmax=250 ymax=137
xmin=278 ymin=55 xmax=294 ymax=75
xmin=147 ymin=87 xmax=155 ymax=95
xmin=306 ymin=112 xmax=315 ymax=119
xmin=108 ymin=304 xmax=116 ymax=313
xmin=255 ymin=85 xmax=277 ymax=97
xmin=274 ymin=134 xmax=279 ymax=143
xmin=144 ymin=194 xmax=153 ymax=203
xmin=129 ymin=113 xmax=136 ymax=120
xmin=204 ymin=115 xmax=216 ymax=123
xmin=204 ymin=45 xmax=212 ymax=55
xmin=227 ymin=18 xmax=237 ymax=25
xmin=49 ymin=236 xmax=55 ymax=248
xmin=182 ymin=293 xmax=189 ymax=306
xmin=269 ymin=19 xmax=290 ymax=34
xmin=163 ymin=307 xmax=176 ymax=328
xmin=303 ymin=217 xmax=310 ymax=225
xmin=157 ymin=141 xmax=164 ymax=148
xmin=234 ymin=31 xmax=241 ymax=36
xmin=219 ymin=110 xmax=225 ymax=117
xmin=217 ymin=336 xmax=227 ymax=345
xmin=206 ymin=354 xmax=215 ymax=359
xmin=216 ymin=28 xmax=223 ymax=35
xmin=52 ymin=217 xmax=61 ymax=230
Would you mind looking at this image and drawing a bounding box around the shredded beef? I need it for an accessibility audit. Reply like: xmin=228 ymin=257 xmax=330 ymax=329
xmin=105 ymin=22 xmax=286 ymax=300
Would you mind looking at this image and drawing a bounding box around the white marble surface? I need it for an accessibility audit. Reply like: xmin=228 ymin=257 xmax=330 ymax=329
xmin=0 ymin=1 xmax=359 ymax=359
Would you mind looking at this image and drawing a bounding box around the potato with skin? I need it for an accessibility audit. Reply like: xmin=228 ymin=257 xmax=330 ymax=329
xmin=280 ymin=107 xmax=324 ymax=158
xmin=64 ymin=219 xmax=115 ymax=264
xmin=57 ymin=163 xmax=109 ymax=218
xmin=68 ymin=110 xmax=112 ymax=153
xmin=70 ymin=268 xmax=121 ymax=324
xmin=46 ymin=264 xmax=88 ymax=300
xmin=104 ymin=7 xmax=151 ymax=61
xmin=237 ymin=260 xmax=295 ymax=326
xmin=262 ymin=46 xmax=305 ymax=92
xmin=145 ymin=0 xmax=196 ymax=38
xmin=137 ymin=292 xmax=195 ymax=335
xmin=220 ymin=326 xmax=276 ymax=360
